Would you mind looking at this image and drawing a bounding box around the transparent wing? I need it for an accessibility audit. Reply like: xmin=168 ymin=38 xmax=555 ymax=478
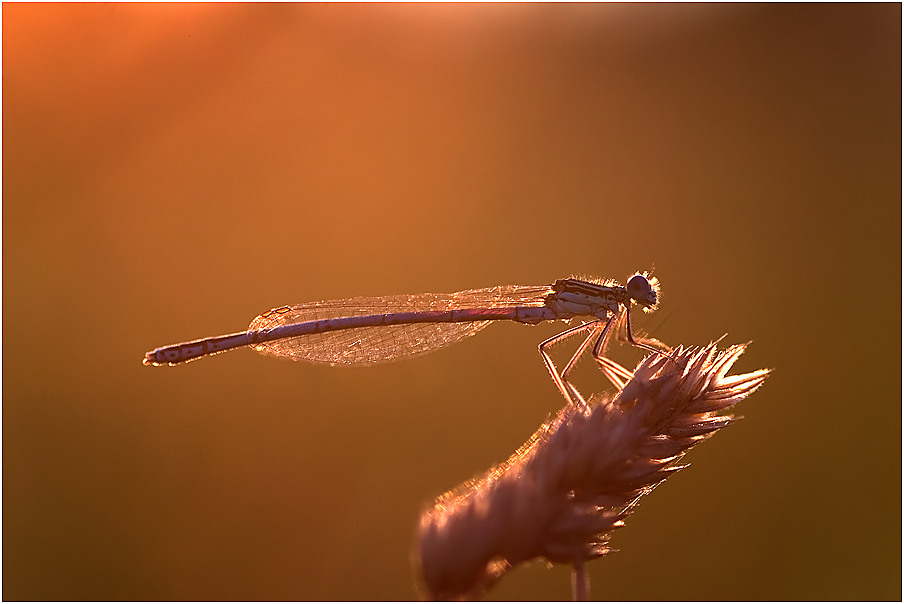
xmin=247 ymin=284 xmax=552 ymax=366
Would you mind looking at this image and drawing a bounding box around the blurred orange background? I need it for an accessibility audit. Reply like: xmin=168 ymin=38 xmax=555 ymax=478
xmin=3 ymin=3 xmax=900 ymax=600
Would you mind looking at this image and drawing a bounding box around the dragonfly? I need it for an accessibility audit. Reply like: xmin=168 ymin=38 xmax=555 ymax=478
xmin=143 ymin=273 xmax=667 ymax=402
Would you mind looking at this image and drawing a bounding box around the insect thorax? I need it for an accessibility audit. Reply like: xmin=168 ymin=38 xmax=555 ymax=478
xmin=546 ymin=278 xmax=625 ymax=319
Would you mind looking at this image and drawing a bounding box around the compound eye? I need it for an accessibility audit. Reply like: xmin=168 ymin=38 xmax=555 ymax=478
xmin=626 ymin=274 xmax=655 ymax=306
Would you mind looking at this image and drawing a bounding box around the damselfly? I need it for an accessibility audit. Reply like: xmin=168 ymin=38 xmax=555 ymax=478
xmin=143 ymin=273 xmax=666 ymax=401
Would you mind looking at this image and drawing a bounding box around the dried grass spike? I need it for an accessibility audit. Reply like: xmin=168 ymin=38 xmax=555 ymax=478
xmin=414 ymin=342 xmax=770 ymax=600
